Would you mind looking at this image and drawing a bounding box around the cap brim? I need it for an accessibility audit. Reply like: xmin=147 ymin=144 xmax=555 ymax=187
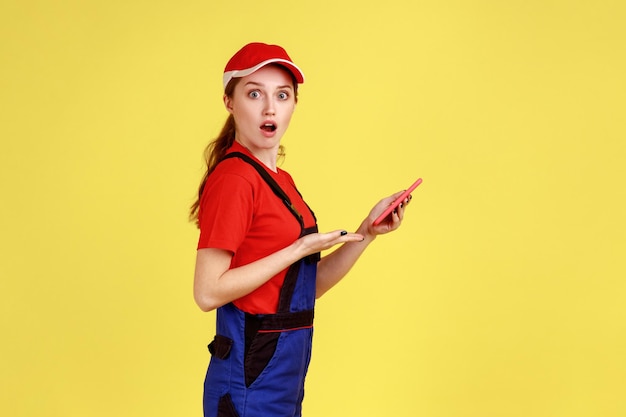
xmin=223 ymin=58 xmax=305 ymax=89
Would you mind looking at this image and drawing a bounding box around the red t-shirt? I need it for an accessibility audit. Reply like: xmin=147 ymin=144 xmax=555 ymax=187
xmin=197 ymin=142 xmax=317 ymax=314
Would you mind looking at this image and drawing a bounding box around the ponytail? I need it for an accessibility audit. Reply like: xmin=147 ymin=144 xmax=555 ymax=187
xmin=189 ymin=114 xmax=236 ymax=227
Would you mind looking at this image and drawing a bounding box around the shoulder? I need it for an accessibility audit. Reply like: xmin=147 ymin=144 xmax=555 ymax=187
xmin=209 ymin=157 xmax=263 ymax=188
xmin=198 ymin=158 xmax=259 ymax=224
xmin=214 ymin=156 xmax=257 ymax=177
xmin=200 ymin=159 xmax=260 ymax=207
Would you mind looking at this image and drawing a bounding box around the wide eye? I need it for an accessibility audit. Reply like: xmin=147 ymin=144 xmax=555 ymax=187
xmin=248 ymin=90 xmax=261 ymax=99
xmin=277 ymin=91 xmax=289 ymax=100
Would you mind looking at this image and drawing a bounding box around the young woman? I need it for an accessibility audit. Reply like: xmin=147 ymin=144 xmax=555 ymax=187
xmin=190 ymin=42 xmax=413 ymax=417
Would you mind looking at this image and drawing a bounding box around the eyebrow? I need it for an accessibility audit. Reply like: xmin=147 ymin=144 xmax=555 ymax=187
xmin=244 ymin=81 xmax=293 ymax=90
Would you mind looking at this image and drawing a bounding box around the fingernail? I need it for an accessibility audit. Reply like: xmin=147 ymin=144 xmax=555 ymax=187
xmin=400 ymin=203 xmax=403 ymax=209
xmin=340 ymin=230 xmax=348 ymax=236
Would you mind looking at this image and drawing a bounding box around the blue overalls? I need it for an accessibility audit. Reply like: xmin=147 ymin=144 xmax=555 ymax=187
xmin=203 ymin=152 xmax=320 ymax=417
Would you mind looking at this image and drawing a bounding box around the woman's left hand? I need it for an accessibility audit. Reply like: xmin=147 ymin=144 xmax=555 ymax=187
xmin=360 ymin=190 xmax=413 ymax=238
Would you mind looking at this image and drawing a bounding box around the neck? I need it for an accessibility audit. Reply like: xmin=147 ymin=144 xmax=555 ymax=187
xmin=235 ymin=139 xmax=279 ymax=172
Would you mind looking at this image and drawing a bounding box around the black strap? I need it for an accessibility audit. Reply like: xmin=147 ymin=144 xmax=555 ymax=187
xmin=246 ymin=309 xmax=314 ymax=332
xmin=222 ymin=152 xmax=304 ymax=228
xmin=219 ymin=151 xmax=320 ymax=313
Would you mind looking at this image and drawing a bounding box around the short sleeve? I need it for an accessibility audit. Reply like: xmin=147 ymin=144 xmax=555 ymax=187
xmin=197 ymin=171 xmax=254 ymax=253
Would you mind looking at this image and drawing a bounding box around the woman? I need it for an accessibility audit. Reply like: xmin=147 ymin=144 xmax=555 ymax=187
xmin=190 ymin=42 xmax=412 ymax=417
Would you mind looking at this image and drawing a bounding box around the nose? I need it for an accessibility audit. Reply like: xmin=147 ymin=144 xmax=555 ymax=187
xmin=263 ymin=98 xmax=276 ymax=116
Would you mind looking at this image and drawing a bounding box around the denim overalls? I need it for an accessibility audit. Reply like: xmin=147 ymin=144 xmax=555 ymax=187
xmin=203 ymin=152 xmax=320 ymax=417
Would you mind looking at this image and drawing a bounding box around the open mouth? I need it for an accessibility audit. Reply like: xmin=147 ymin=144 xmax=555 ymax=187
xmin=261 ymin=123 xmax=277 ymax=132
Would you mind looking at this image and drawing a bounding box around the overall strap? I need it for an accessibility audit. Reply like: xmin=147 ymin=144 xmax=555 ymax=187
xmin=222 ymin=152 xmax=304 ymax=228
xmin=220 ymin=151 xmax=320 ymax=314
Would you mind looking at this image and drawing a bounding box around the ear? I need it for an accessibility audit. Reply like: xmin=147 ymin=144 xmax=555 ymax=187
xmin=223 ymin=94 xmax=234 ymax=114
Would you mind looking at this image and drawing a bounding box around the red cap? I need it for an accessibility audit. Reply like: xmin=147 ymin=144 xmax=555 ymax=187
xmin=222 ymin=42 xmax=305 ymax=89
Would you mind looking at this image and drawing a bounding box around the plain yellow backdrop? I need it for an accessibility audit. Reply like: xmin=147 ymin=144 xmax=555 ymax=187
xmin=1 ymin=1 xmax=625 ymax=416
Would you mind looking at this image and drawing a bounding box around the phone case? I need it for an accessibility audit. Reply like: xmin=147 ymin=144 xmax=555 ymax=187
xmin=372 ymin=178 xmax=422 ymax=226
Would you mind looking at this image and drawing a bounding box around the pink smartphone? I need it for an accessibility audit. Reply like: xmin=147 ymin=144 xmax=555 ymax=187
xmin=372 ymin=178 xmax=422 ymax=226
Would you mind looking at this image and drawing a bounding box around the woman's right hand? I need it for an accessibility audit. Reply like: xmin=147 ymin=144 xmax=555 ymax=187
xmin=294 ymin=230 xmax=364 ymax=257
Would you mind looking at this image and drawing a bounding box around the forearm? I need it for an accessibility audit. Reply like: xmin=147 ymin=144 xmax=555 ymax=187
xmin=315 ymin=189 xmax=414 ymax=297
xmin=316 ymin=223 xmax=376 ymax=297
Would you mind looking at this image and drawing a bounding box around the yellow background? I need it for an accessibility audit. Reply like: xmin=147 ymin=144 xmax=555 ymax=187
xmin=1 ymin=1 xmax=625 ymax=416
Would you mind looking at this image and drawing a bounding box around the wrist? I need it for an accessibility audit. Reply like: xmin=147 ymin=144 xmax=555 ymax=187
xmin=357 ymin=222 xmax=377 ymax=243
xmin=290 ymin=236 xmax=312 ymax=260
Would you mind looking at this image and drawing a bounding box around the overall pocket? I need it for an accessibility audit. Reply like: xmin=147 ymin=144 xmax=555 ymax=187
xmin=244 ymin=331 xmax=280 ymax=387
xmin=208 ymin=335 xmax=233 ymax=360
xmin=244 ymin=313 xmax=280 ymax=387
